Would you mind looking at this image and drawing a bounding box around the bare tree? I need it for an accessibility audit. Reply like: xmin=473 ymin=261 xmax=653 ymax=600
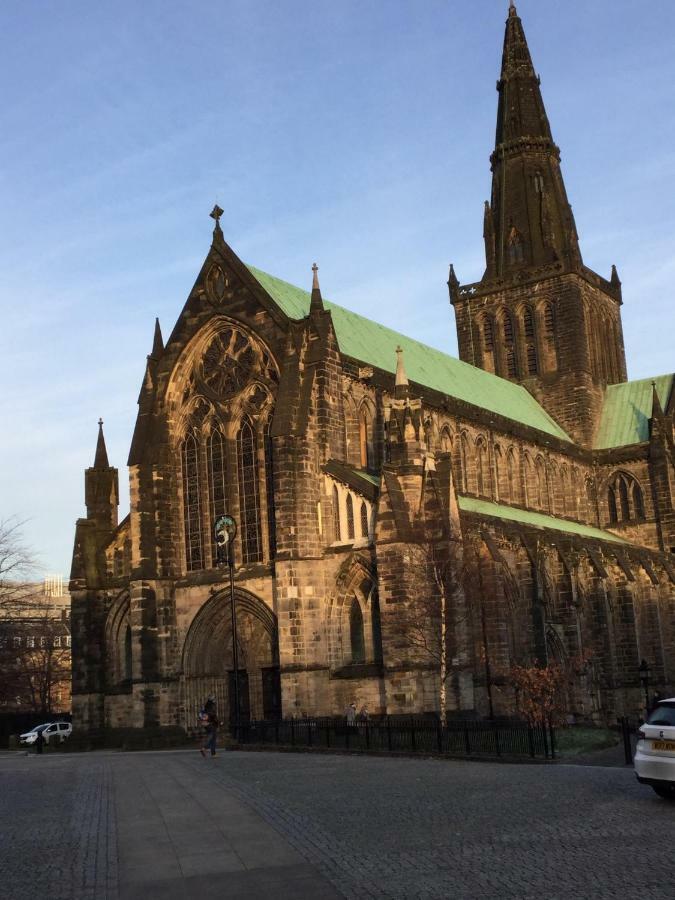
xmin=0 ymin=610 xmax=71 ymax=713
xmin=394 ymin=529 xmax=468 ymax=726
xmin=0 ymin=517 xmax=38 ymax=614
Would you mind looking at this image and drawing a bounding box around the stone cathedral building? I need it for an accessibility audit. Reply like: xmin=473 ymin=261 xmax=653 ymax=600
xmin=71 ymin=4 xmax=675 ymax=735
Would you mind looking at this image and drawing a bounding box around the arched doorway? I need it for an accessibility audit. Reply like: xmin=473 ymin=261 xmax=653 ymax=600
xmin=181 ymin=588 xmax=280 ymax=731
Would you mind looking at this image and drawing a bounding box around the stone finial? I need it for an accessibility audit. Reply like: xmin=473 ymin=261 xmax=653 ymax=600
xmin=509 ymin=0 xmax=517 ymax=16
xmin=309 ymin=262 xmax=324 ymax=314
xmin=210 ymin=204 xmax=224 ymax=239
xmin=395 ymin=346 xmax=409 ymax=389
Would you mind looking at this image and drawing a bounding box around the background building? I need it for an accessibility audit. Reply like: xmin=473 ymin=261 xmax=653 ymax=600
xmin=0 ymin=575 xmax=71 ymax=714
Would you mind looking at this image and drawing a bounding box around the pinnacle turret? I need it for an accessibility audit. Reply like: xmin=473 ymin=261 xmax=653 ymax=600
xmin=309 ymin=262 xmax=325 ymax=314
xmin=395 ymin=346 xmax=409 ymax=398
xmin=150 ymin=318 xmax=164 ymax=359
xmin=94 ymin=418 xmax=110 ymax=469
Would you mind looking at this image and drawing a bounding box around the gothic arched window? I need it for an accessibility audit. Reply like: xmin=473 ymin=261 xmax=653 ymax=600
xmin=523 ymin=306 xmax=535 ymax=339
xmin=181 ymin=431 xmax=203 ymax=571
xmin=607 ymin=472 xmax=645 ymax=524
xmin=460 ymin=432 xmax=471 ymax=493
xmin=526 ymin=343 xmax=538 ymax=376
xmin=332 ymin=484 xmax=341 ymax=542
xmin=476 ymin=437 xmax=489 ymax=497
xmin=360 ymin=501 xmax=369 ymax=539
xmin=507 ymin=447 xmax=518 ymax=504
xmin=535 ymin=457 xmax=547 ymax=510
xmin=346 ymin=494 xmax=355 ymax=540
xmin=543 ymin=303 xmax=555 ymax=342
xmin=207 ymin=428 xmax=227 ymax=564
xmin=264 ymin=420 xmax=276 ymax=558
xmin=483 ymin=317 xmax=494 ymax=351
xmin=440 ymin=427 xmax=452 ymax=453
xmin=349 ymin=599 xmax=365 ymax=664
xmin=633 ymin=482 xmax=645 ymax=519
xmin=500 ymin=311 xmax=518 ymax=379
xmin=237 ymin=418 xmax=263 ymax=564
xmin=359 ymin=406 xmax=374 ymax=469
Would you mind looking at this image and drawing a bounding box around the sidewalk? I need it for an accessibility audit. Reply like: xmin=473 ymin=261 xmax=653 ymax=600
xmin=113 ymin=750 xmax=343 ymax=899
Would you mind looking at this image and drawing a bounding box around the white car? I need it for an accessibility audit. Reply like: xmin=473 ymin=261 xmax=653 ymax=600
xmin=19 ymin=722 xmax=72 ymax=746
xmin=634 ymin=698 xmax=675 ymax=800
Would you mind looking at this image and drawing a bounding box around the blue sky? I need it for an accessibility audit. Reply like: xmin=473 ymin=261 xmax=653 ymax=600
xmin=1 ymin=0 xmax=674 ymax=575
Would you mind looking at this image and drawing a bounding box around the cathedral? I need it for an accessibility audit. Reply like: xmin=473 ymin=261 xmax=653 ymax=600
xmin=70 ymin=3 xmax=675 ymax=735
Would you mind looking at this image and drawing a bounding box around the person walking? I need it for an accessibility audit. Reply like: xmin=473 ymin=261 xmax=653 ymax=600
xmin=199 ymin=696 xmax=219 ymax=758
xmin=345 ymin=701 xmax=357 ymax=730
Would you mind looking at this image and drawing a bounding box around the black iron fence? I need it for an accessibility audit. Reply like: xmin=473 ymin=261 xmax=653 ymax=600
xmin=235 ymin=716 xmax=556 ymax=760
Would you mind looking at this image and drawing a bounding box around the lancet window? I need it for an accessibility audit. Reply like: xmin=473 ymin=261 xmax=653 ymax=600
xmin=360 ymin=501 xmax=369 ymax=539
xmin=607 ymin=472 xmax=645 ymax=524
xmin=264 ymin=420 xmax=276 ymax=557
xmin=359 ymin=405 xmax=374 ymax=469
xmin=181 ymin=431 xmax=203 ymax=572
xmin=237 ymin=417 xmax=263 ymax=564
xmin=333 ymin=484 xmax=341 ymax=542
xmin=349 ymin=599 xmax=366 ymax=665
xmin=346 ymin=494 xmax=355 ymax=540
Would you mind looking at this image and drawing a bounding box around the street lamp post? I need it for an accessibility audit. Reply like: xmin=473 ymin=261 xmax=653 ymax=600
xmin=215 ymin=515 xmax=239 ymax=739
xmin=638 ymin=658 xmax=651 ymax=717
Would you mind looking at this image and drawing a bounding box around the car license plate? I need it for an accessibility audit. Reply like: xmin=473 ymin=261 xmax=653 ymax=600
xmin=652 ymin=740 xmax=675 ymax=751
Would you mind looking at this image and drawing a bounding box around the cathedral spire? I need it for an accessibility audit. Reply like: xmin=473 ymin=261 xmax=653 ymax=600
xmin=94 ymin=418 xmax=109 ymax=469
xmin=309 ymin=262 xmax=325 ymax=314
xmin=486 ymin=4 xmax=581 ymax=279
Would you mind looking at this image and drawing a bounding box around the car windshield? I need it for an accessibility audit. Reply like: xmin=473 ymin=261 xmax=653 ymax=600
xmin=32 ymin=724 xmax=50 ymax=733
xmin=647 ymin=703 xmax=675 ymax=727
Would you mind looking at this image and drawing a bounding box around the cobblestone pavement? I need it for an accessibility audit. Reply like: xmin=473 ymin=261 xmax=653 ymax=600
xmin=1 ymin=749 xmax=674 ymax=899
xmin=0 ymin=753 xmax=117 ymax=899
xmin=195 ymin=751 xmax=675 ymax=900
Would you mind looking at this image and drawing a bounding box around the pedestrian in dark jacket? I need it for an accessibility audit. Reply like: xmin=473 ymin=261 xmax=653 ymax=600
xmin=199 ymin=697 xmax=219 ymax=758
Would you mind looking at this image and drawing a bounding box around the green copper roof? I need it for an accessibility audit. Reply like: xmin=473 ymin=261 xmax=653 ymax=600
xmin=595 ymin=375 xmax=674 ymax=449
xmin=247 ymin=266 xmax=571 ymax=443
xmin=458 ymin=496 xmax=627 ymax=544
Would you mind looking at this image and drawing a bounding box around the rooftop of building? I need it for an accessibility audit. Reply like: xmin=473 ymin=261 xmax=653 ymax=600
xmin=247 ymin=265 xmax=571 ymax=443
xmin=247 ymin=265 xmax=673 ymax=451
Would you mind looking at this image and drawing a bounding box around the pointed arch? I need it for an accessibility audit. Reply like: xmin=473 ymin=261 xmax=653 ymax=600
xmin=440 ymin=425 xmax=453 ymax=453
xmin=523 ymin=451 xmax=536 ymax=508
xmin=606 ymin=471 xmax=646 ymax=524
xmin=507 ymin=446 xmax=519 ymax=504
xmin=358 ymin=404 xmax=374 ymax=469
xmin=237 ymin=417 xmax=262 ymax=564
xmin=332 ymin=484 xmax=341 ymax=542
xmin=207 ymin=426 xmax=228 ymax=564
xmin=349 ymin=598 xmax=366 ymax=664
xmin=181 ymin=430 xmax=204 ymax=571
xmin=499 ymin=310 xmax=518 ymax=379
xmin=535 ymin=456 xmax=547 ymax=510
xmin=360 ymin=501 xmax=369 ymax=539
xmin=346 ymin=494 xmax=355 ymax=540
xmin=476 ymin=436 xmax=489 ymax=498
xmin=264 ymin=418 xmax=276 ymax=558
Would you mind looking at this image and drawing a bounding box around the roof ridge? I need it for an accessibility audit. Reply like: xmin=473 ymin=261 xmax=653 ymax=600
xmin=246 ymin=263 xmax=572 ymax=443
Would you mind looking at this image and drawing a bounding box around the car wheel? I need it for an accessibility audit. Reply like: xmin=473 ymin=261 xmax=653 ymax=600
xmin=651 ymin=784 xmax=675 ymax=801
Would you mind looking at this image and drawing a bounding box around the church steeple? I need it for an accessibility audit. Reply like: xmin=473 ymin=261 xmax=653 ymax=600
xmin=451 ymin=4 xmax=628 ymax=447
xmin=485 ymin=2 xmax=581 ymax=279
xmin=85 ymin=419 xmax=118 ymax=531
xmin=94 ymin=418 xmax=109 ymax=468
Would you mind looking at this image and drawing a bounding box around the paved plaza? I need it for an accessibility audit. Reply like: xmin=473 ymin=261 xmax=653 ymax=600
xmin=1 ymin=748 xmax=674 ymax=899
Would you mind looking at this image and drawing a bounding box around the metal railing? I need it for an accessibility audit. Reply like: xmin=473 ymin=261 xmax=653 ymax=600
xmin=235 ymin=716 xmax=556 ymax=760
